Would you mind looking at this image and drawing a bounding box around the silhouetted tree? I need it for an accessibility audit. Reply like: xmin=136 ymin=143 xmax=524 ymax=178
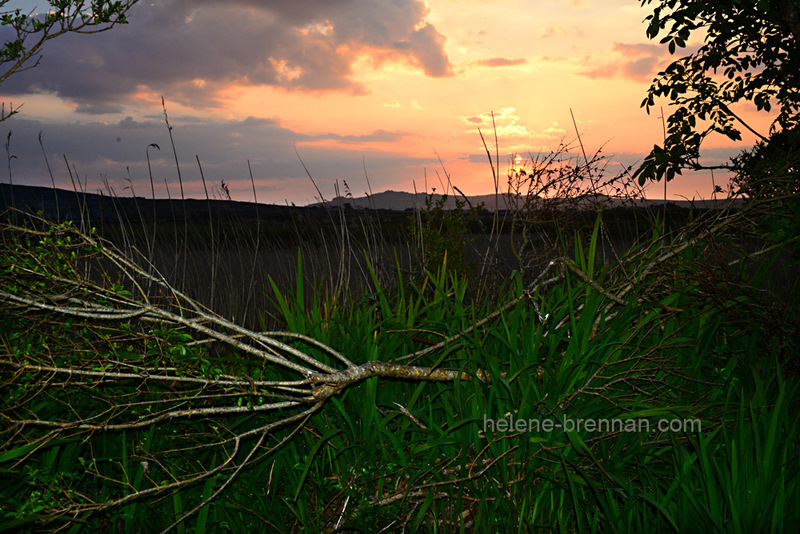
xmin=635 ymin=0 xmax=800 ymax=185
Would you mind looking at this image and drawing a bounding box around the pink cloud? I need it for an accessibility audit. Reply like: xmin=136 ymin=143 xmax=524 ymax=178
xmin=578 ymin=41 xmax=671 ymax=83
xmin=612 ymin=42 xmax=664 ymax=57
xmin=541 ymin=25 xmax=585 ymax=39
xmin=475 ymin=57 xmax=528 ymax=67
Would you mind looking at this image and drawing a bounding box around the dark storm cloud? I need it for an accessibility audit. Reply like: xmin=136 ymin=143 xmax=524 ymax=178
xmin=313 ymin=129 xmax=407 ymax=143
xmin=0 ymin=0 xmax=453 ymax=112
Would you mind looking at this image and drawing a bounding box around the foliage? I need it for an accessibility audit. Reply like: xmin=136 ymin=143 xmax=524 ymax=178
xmin=729 ymin=125 xmax=800 ymax=251
xmin=0 ymin=0 xmax=138 ymax=120
xmin=635 ymin=0 xmax=800 ymax=184
xmin=731 ymin=125 xmax=800 ymax=199
xmin=406 ymin=191 xmax=482 ymax=277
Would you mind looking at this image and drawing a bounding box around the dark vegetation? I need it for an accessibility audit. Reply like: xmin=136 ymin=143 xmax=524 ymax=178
xmin=0 ymin=181 xmax=759 ymax=332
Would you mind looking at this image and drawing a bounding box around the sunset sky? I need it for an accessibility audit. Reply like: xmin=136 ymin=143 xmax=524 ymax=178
xmin=0 ymin=0 xmax=775 ymax=205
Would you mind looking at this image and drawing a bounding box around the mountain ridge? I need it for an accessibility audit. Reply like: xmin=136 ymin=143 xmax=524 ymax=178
xmin=310 ymin=189 xmax=742 ymax=211
xmin=1 ymin=183 xmax=742 ymax=223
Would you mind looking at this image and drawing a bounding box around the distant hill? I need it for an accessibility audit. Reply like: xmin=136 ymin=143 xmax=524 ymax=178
xmin=0 ymin=184 xmax=743 ymax=226
xmin=310 ymin=189 xmax=744 ymax=211
xmin=0 ymin=183 xmax=320 ymax=224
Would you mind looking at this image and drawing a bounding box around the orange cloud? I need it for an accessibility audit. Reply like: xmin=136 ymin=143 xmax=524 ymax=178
xmin=458 ymin=108 xmax=566 ymax=147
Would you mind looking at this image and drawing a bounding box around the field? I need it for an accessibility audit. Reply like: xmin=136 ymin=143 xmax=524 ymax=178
xmin=1 ymin=168 xmax=799 ymax=532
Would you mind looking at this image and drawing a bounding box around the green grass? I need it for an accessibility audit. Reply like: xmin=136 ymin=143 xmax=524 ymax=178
xmin=1 ymin=207 xmax=798 ymax=532
xmin=225 ymin=221 xmax=798 ymax=532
